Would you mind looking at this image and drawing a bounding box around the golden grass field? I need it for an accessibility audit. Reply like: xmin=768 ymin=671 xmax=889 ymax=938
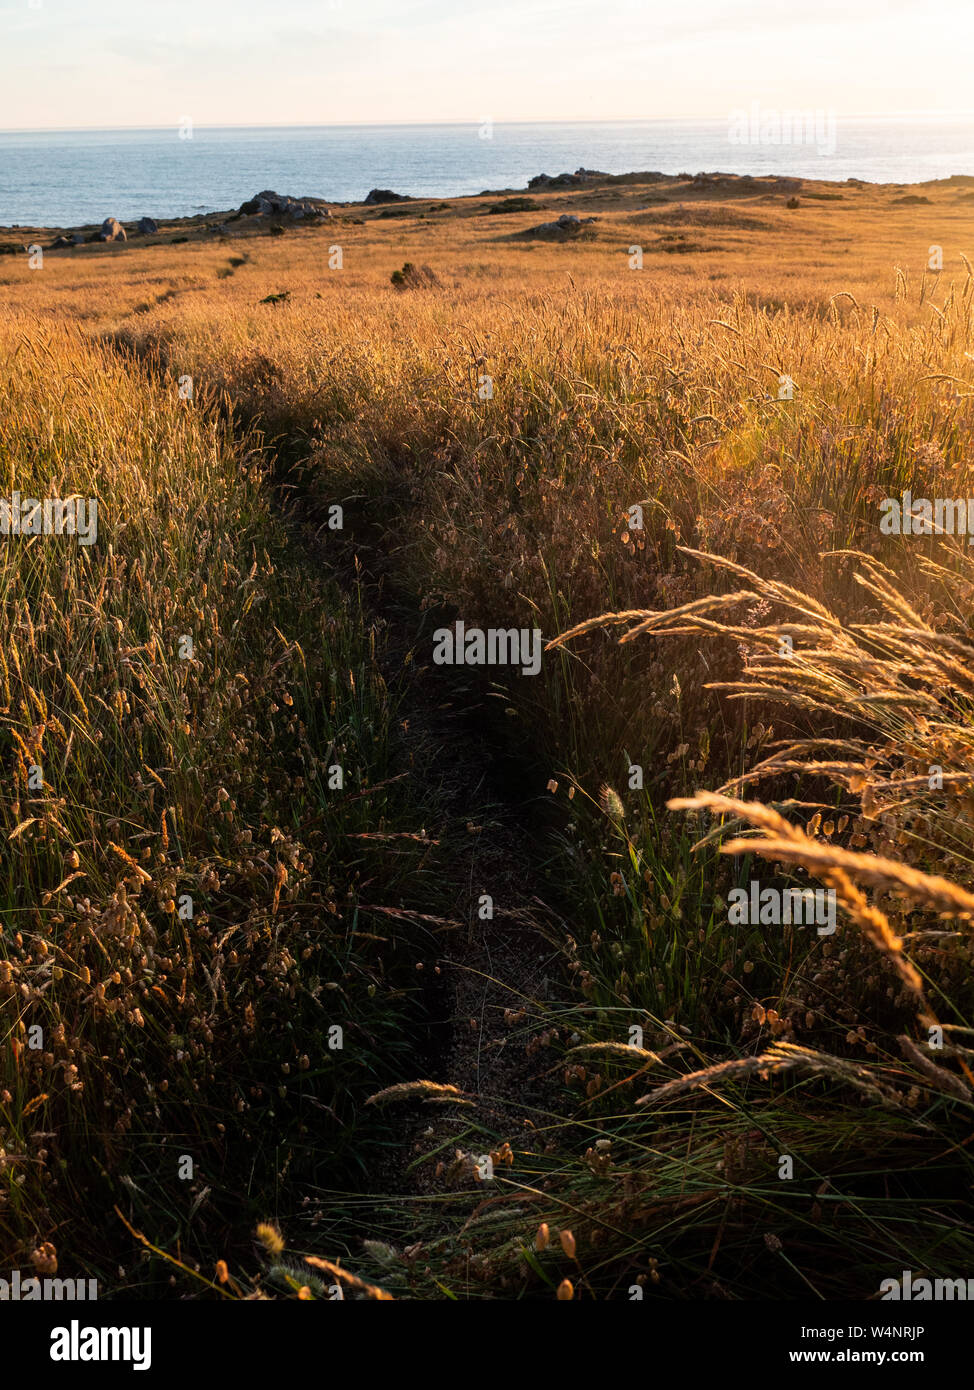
xmin=2 ymin=169 xmax=974 ymax=1299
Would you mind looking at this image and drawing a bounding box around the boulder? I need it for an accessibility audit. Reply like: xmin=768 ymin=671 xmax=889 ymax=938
xmin=98 ymin=217 xmax=127 ymax=242
xmin=137 ymin=217 xmax=158 ymax=235
xmin=238 ymin=190 xmax=330 ymax=219
xmin=519 ymin=212 xmax=598 ymax=240
xmin=364 ymin=188 xmax=410 ymax=205
xmin=50 ymin=235 xmax=72 ymax=249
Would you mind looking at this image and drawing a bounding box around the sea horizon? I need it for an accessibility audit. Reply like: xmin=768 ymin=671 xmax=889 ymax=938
xmin=5 ymin=109 xmax=974 ymax=133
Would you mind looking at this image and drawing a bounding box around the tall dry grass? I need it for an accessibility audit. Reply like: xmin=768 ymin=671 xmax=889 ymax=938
xmin=0 ymin=317 xmax=436 ymax=1289
xmin=110 ymin=228 xmax=974 ymax=1296
xmin=3 ymin=185 xmax=974 ymax=1295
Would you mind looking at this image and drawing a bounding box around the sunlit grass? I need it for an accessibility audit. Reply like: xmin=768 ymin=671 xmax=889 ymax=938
xmin=3 ymin=175 xmax=974 ymax=1296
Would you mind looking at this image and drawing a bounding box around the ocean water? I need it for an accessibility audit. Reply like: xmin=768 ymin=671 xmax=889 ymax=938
xmin=2 ymin=117 xmax=974 ymax=227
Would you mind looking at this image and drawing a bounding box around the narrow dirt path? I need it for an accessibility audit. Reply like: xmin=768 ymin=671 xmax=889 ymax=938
xmin=294 ymin=482 xmax=568 ymax=1202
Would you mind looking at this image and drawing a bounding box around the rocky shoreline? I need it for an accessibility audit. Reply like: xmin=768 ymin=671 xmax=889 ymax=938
xmin=4 ymin=167 xmax=973 ymax=253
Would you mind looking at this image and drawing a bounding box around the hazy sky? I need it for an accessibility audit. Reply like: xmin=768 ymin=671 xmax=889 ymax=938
xmin=2 ymin=0 xmax=973 ymax=130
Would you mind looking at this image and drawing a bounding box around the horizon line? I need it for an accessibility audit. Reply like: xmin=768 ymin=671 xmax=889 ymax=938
xmin=3 ymin=108 xmax=974 ymax=136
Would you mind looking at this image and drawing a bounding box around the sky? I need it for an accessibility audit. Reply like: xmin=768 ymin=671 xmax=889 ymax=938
xmin=2 ymin=0 xmax=974 ymax=130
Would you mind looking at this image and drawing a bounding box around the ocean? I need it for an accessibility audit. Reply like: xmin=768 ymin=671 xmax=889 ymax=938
xmin=2 ymin=116 xmax=974 ymax=228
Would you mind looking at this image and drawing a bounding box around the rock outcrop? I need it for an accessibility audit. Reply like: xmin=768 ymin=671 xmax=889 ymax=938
xmin=238 ymin=190 xmax=331 ymax=220
xmin=364 ymin=189 xmax=411 ymax=205
xmin=98 ymin=217 xmax=127 ymax=242
xmin=527 ymin=168 xmax=610 ymax=190
xmin=518 ymin=212 xmax=598 ymax=240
